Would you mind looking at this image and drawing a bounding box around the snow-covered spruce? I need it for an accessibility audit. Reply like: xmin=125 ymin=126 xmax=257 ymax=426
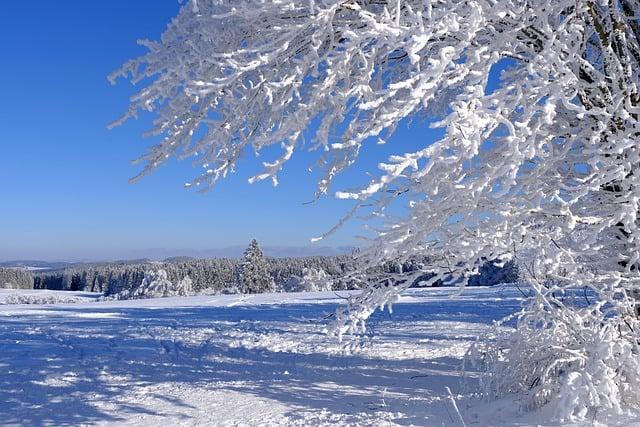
xmin=112 ymin=0 xmax=640 ymax=421
xmin=237 ymin=239 xmax=275 ymax=294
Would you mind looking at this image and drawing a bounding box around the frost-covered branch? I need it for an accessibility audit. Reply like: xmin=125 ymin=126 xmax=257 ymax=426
xmin=113 ymin=0 xmax=640 ymax=420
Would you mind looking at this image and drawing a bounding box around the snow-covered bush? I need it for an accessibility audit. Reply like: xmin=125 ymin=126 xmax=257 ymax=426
xmin=2 ymin=293 xmax=82 ymax=305
xmin=471 ymin=295 xmax=640 ymax=421
xmin=109 ymin=270 xmax=193 ymax=300
xmin=220 ymin=284 xmax=241 ymax=295
xmin=288 ymin=268 xmax=334 ymax=293
xmin=467 ymin=260 xmax=518 ymax=287
xmin=112 ymin=0 xmax=640 ymax=421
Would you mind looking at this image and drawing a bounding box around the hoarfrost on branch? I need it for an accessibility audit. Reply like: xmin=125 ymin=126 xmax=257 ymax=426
xmin=112 ymin=0 xmax=640 ymax=421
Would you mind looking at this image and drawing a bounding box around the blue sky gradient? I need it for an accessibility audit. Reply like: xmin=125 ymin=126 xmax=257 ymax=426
xmin=0 ymin=1 xmax=443 ymax=261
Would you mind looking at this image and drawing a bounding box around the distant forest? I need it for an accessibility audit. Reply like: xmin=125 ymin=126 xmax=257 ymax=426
xmin=0 ymin=255 xmax=517 ymax=295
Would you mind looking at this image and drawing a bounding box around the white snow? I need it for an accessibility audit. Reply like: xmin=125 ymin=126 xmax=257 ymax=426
xmin=0 ymin=286 xmax=631 ymax=426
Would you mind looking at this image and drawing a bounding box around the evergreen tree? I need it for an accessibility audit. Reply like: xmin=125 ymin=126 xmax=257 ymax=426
xmin=0 ymin=268 xmax=33 ymax=289
xmin=238 ymin=239 xmax=274 ymax=294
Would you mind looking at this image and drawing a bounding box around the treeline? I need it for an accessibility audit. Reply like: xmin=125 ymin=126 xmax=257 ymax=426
xmin=32 ymin=256 xmax=362 ymax=294
xmin=23 ymin=255 xmax=516 ymax=295
xmin=0 ymin=268 xmax=34 ymax=289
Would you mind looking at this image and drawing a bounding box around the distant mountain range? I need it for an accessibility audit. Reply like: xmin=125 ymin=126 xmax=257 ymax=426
xmin=0 ymin=260 xmax=75 ymax=271
xmin=0 ymin=246 xmax=355 ymax=270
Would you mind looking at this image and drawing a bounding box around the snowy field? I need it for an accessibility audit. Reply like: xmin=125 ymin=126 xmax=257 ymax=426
xmin=0 ymin=286 xmax=621 ymax=426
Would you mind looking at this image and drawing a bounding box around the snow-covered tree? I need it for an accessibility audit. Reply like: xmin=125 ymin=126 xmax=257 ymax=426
xmin=289 ymin=268 xmax=334 ymax=292
xmin=0 ymin=268 xmax=34 ymax=289
xmin=238 ymin=239 xmax=275 ymax=294
xmin=112 ymin=0 xmax=640 ymax=421
xmin=112 ymin=269 xmax=193 ymax=300
xmin=175 ymin=275 xmax=194 ymax=296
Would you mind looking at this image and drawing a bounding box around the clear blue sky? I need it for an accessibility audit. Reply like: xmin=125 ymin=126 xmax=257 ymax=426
xmin=0 ymin=1 xmax=442 ymax=261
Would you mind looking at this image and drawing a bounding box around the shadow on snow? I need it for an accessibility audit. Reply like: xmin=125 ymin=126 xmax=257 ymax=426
xmin=0 ymin=295 xmax=521 ymax=425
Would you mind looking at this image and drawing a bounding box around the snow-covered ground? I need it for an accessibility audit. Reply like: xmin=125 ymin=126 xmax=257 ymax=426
xmin=0 ymin=286 xmax=617 ymax=426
